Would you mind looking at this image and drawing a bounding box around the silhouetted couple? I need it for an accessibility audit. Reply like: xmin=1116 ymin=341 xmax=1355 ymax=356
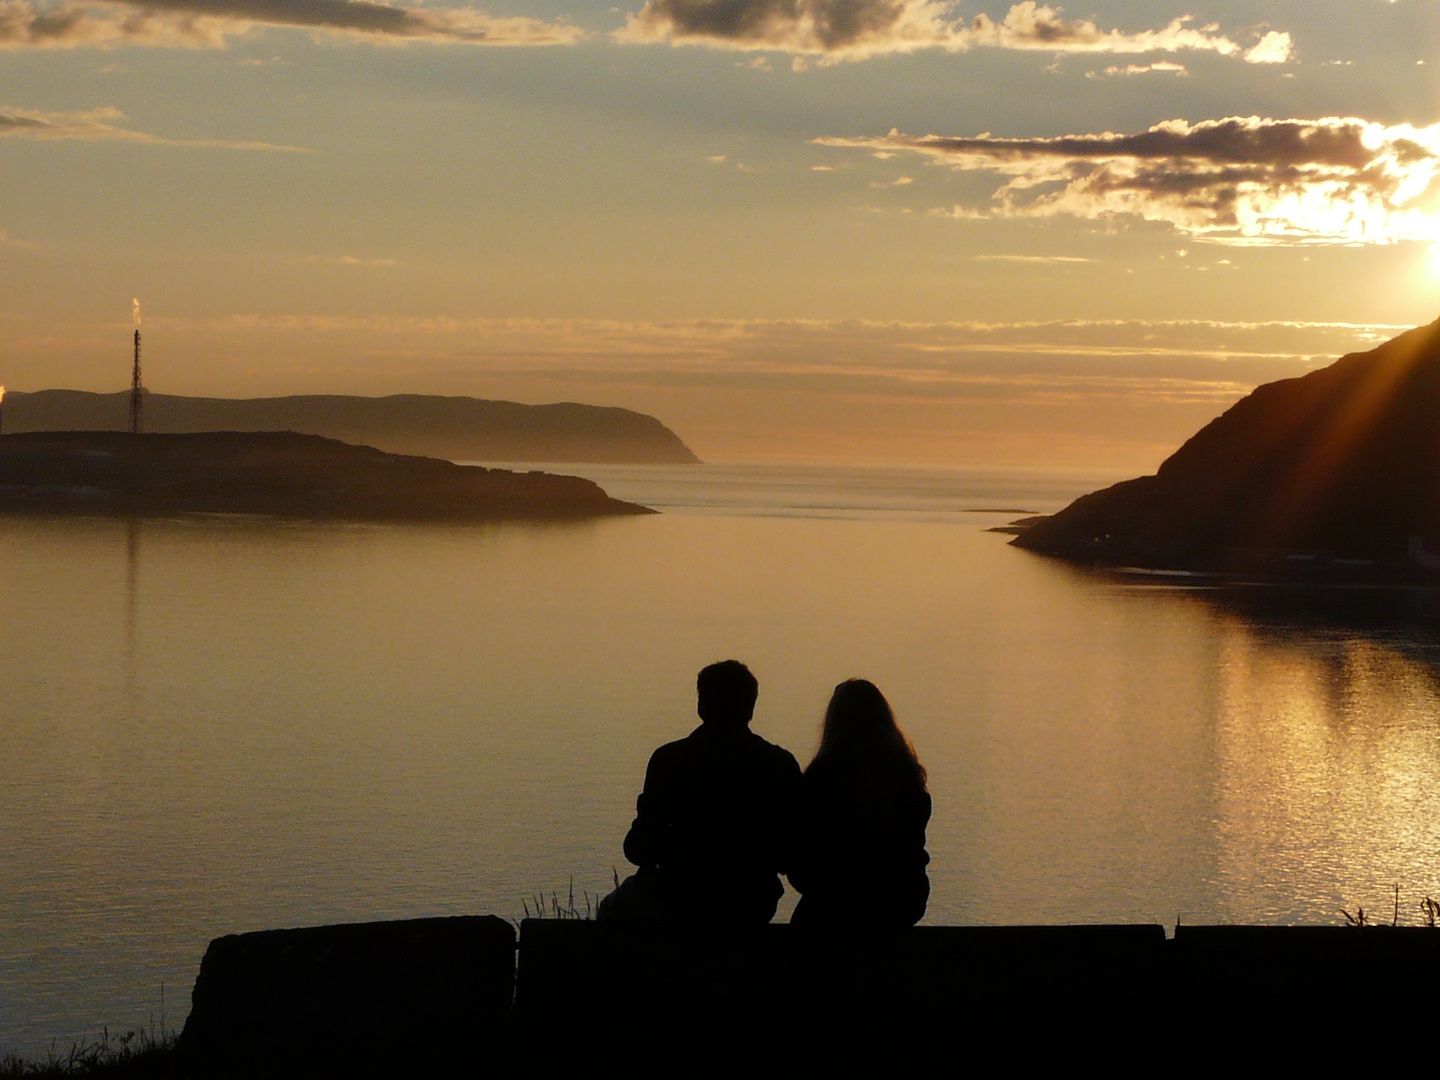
xmin=598 ymin=660 xmax=930 ymax=931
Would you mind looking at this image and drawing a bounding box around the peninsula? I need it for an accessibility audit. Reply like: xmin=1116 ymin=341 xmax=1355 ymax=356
xmin=1013 ymin=318 xmax=1440 ymax=579
xmin=0 ymin=432 xmax=653 ymax=522
xmin=0 ymin=391 xmax=700 ymax=465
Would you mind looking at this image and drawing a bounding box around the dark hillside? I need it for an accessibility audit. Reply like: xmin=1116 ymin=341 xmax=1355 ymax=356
xmin=0 ymin=432 xmax=652 ymax=522
xmin=1013 ymin=318 xmax=1440 ymax=574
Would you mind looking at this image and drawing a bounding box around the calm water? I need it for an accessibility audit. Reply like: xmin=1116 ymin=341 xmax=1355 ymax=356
xmin=6 ymin=462 xmax=1440 ymax=1053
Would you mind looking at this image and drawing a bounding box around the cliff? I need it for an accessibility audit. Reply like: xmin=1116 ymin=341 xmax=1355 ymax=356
xmin=1013 ymin=318 xmax=1440 ymax=575
xmin=0 ymin=432 xmax=653 ymax=522
xmin=0 ymin=391 xmax=700 ymax=465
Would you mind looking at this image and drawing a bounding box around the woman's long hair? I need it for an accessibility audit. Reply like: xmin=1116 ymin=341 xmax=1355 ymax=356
xmin=808 ymin=679 xmax=927 ymax=790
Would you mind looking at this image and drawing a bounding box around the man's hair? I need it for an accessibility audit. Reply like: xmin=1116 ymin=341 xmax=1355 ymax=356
xmin=696 ymin=660 xmax=759 ymax=725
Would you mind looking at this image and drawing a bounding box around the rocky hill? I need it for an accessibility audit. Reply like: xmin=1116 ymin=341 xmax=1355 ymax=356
xmin=1013 ymin=318 xmax=1440 ymax=576
xmin=0 ymin=391 xmax=700 ymax=465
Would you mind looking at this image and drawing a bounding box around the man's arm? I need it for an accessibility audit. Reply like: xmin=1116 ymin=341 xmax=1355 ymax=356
xmin=622 ymin=749 xmax=672 ymax=868
xmin=773 ymin=751 xmax=804 ymax=879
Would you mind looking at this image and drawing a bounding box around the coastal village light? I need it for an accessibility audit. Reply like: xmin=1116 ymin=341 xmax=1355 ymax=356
xmin=0 ymin=385 xmax=6 ymax=436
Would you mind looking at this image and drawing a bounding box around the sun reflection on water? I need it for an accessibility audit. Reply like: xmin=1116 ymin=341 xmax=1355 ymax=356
xmin=1210 ymin=616 xmax=1440 ymax=923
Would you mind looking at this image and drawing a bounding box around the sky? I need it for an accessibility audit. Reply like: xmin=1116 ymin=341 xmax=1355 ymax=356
xmin=4 ymin=0 xmax=1440 ymax=468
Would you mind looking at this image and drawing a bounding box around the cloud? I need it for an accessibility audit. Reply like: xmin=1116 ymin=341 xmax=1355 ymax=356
xmin=126 ymin=312 xmax=1404 ymax=389
xmin=1244 ymin=30 xmax=1291 ymax=64
xmin=7 ymin=312 xmax=1408 ymax=467
xmin=617 ymin=1 xmax=1288 ymax=63
xmin=0 ymin=0 xmax=582 ymax=49
xmin=972 ymin=254 xmax=1091 ymax=262
xmin=0 ymin=227 xmax=38 ymax=248
xmin=618 ymin=0 xmax=958 ymax=57
xmin=289 ymin=254 xmax=398 ymax=265
xmin=819 ymin=116 xmax=1440 ymax=244
xmin=0 ymin=105 xmax=311 ymax=149
xmin=1086 ymin=60 xmax=1187 ymax=78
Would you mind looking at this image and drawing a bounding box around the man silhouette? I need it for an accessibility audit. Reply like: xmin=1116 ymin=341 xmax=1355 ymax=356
xmin=600 ymin=661 xmax=802 ymax=929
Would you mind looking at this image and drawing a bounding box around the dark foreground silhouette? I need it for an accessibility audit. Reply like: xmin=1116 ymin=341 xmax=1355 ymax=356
xmin=601 ymin=667 xmax=932 ymax=933
xmin=791 ymin=680 xmax=931 ymax=928
xmin=0 ymin=432 xmax=652 ymax=522
xmin=156 ymin=914 xmax=1440 ymax=1074
xmin=600 ymin=661 xmax=802 ymax=929
xmin=0 ymin=390 xmax=700 ymax=465
xmin=1014 ymin=317 xmax=1440 ymax=578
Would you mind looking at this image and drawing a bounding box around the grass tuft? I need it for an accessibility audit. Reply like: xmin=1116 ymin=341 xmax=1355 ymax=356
xmin=517 ymin=876 xmax=599 ymax=925
xmin=1340 ymin=884 xmax=1440 ymax=928
xmin=0 ymin=1025 xmax=176 ymax=1078
xmin=1 ymin=987 xmax=177 ymax=1079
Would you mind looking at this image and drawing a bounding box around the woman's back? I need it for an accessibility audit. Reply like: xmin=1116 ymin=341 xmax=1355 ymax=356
xmin=789 ymin=681 xmax=931 ymax=929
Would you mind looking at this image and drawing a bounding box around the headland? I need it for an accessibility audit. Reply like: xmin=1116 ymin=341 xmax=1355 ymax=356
xmin=0 ymin=431 xmax=653 ymax=522
xmin=1012 ymin=318 xmax=1440 ymax=581
xmin=0 ymin=391 xmax=700 ymax=465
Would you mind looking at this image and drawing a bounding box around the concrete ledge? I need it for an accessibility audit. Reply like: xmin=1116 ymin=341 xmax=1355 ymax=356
xmin=516 ymin=921 xmax=1167 ymax=1065
xmin=1172 ymin=925 xmax=1440 ymax=1040
xmin=178 ymin=914 xmax=514 ymax=1073
xmin=173 ymin=918 xmax=1440 ymax=1069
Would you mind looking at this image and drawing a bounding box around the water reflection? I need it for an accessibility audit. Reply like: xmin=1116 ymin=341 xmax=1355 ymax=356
xmin=125 ymin=519 xmax=139 ymax=701
xmin=10 ymin=469 xmax=1440 ymax=1053
xmin=1101 ymin=579 xmax=1440 ymax=923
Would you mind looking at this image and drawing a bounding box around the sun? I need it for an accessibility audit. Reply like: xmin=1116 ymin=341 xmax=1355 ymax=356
xmin=1430 ymin=244 xmax=1440 ymax=278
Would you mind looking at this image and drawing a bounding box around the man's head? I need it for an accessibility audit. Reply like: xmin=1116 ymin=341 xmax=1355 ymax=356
xmin=696 ymin=660 xmax=759 ymax=728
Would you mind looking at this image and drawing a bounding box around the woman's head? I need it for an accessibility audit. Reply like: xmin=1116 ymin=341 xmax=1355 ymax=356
xmin=813 ymin=679 xmax=926 ymax=787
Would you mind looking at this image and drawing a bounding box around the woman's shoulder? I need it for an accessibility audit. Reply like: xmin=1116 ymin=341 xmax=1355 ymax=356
xmin=798 ymin=758 xmax=859 ymax=809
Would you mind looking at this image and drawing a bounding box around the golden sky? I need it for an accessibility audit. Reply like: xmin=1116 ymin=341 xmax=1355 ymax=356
xmin=4 ymin=0 xmax=1440 ymax=467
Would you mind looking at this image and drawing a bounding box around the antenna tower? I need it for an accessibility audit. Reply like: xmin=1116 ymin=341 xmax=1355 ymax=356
xmin=130 ymin=329 xmax=143 ymax=435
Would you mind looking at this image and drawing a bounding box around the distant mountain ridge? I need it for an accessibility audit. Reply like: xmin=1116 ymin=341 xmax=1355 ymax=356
xmin=0 ymin=391 xmax=700 ymax=465
xmin=1013 ymin=318 xmax=1440 ymax=576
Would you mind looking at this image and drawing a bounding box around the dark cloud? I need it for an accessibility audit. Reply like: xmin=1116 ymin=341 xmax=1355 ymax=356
xmin=0 ymin=0 xmax=581 ymax=47
xmin=886 ymin=118 xmax=1381 ymax=170
xmin=820 ymin=117 xmax=1440 ymax=243
xmin=0 ymin=105 xmax=310 ymax=148
xmin=618 ymin=0 xmax=1290 ymax=63
xmin=620 ymin=0 xmax=950 ymax=55
xmin=0 ymin=111 xmax=48 ymax=132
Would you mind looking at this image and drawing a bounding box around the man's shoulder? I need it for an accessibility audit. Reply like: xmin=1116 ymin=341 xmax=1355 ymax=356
xmin=653 ymin=726 xmax=798 ymax=771
xmin=649 ymin=731 xmax=702 ymax=767
xmin=743 ymin=730 xmax=802 ymax=774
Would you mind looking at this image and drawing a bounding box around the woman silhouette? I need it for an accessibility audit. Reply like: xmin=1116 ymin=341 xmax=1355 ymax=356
xmin=790 ymin=680 xmax=931 ymax=929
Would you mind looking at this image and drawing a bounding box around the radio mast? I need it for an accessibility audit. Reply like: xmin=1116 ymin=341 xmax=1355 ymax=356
xmin=130 ymin=329 xmax=142 ymax=435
